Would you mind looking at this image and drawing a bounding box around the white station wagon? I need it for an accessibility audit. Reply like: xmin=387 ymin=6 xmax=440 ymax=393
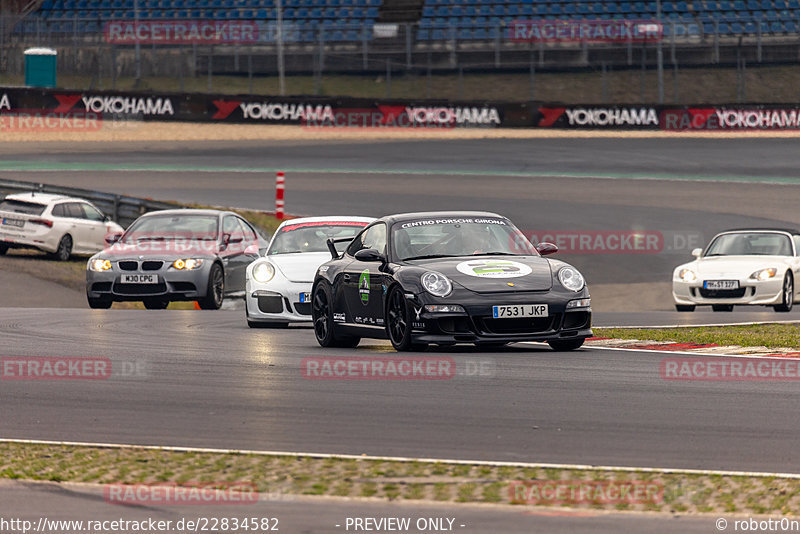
xmin=672 ymin=229 xmax=800 ymax=312
xmin=0 ymin=192 xmax=124 ymax=261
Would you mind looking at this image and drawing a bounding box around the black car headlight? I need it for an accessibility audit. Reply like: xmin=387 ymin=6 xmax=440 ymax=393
xmin=558 ymin=267 xmax=585 ymax=292
xmin=421 ymin=271 xmax=452 ymax=297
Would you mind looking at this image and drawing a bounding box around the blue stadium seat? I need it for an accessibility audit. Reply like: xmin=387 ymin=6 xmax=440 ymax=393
xmin=417 ymin=28 xmax=429 ymax=40
xmin=771 ymin=19 xmax=784 ymax=31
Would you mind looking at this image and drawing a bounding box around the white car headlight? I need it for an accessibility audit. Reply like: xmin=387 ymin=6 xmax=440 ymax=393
xmin=252 ymin=262 xmax=276 ymax=283
xmin=421 ymin=271 xmax=452 ymax=297
xmin=678 ymin=268 xmax=697 ymax=282
xmin=558 ymin=267 xmax=585 ymax=292
xmin=750 ymin=268 xmax=777 ymax=281
xmin=89 ymin=258 xmax=112 ymax=272
xmin=171 ymin=258 xmax=204 ymax=270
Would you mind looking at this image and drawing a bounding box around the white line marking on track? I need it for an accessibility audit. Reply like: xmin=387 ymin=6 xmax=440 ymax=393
xmin=2 ymin=438 xmax=800 ymax=478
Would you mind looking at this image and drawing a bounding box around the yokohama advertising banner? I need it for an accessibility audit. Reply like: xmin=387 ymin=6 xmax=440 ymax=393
xmin=3 ymin=86 xmax=800 ymax=130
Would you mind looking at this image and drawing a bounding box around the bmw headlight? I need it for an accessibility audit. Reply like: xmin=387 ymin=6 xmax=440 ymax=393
xmin=678 ymin=268 xmax=697 ymax=282
xmin=252 ymin=262 xmax=276 ymax=283
xmin=171 ymin=258 xmax=204 ymax=270
xmin=750 ymin=268 xmax=777 ymax=281
xmin=558 ymin=267 xmax=585 ymax=292
xmin=421 ymin=271 xmax=452 ymax=297
xmin=89 ymin=258 xmax=112 ymax=272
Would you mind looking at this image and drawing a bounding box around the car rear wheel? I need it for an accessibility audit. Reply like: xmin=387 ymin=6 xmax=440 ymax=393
xmin=143 ymin=299 xmax=169 ymax=310
xmin=197 ymin=263 xmax=224 ymax=310
xmin=386 ymin=286 xmax=427 ymax=352
xmin=548 ymin=338 xmax=585 ymax=351
xmin=675 ymin=305 xmax=696 ymax=312
xmin=774 ymin=273 xmax=794 ymax=312
xmin=312 ymin=282 xmax=360 ymax=347
xmin=87 ymin=296 xmax=112 ymax=309
xmin=712 ymin=304 xmax=734 ymax=312
xmin=52 ymin=235 xmax=72 ymax=261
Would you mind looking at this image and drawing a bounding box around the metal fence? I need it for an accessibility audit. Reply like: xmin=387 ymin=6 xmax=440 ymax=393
xmin=4 ymin=15 xmax=800 ymax=102
xmin=0 ymin=178 xmax=178 ymax=227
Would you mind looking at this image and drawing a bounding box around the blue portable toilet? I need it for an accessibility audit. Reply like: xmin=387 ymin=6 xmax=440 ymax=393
xmin=24 ymin=48 xmax=58 ymax=88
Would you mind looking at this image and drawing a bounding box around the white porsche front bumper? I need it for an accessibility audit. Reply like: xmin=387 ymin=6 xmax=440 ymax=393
xmin=245 ymin=278 xmax=314 ymax=324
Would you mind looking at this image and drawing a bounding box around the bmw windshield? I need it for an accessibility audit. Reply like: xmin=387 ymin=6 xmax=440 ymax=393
xmin=121 ymin=215 xmax=219 ymax=243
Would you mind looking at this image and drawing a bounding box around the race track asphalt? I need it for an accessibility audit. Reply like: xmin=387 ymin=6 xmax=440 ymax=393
xmin=3 ymin=308 xmax=799 ymax=474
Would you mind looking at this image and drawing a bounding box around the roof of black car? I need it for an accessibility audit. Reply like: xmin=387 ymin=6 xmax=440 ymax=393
xmin=379 ymin=211 xmax=506 ymax=224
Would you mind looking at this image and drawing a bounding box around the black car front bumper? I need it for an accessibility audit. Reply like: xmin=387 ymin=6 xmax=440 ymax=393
xmin=408 ymin=291 xmax=592 ymax=345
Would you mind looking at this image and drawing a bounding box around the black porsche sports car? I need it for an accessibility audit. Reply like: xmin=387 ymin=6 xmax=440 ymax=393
xmin=311 ymin=211 xmax=592 ymax=351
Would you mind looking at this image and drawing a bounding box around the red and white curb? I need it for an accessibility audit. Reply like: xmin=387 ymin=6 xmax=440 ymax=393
xmin=585 ymin=337 xmax=800 ymax=359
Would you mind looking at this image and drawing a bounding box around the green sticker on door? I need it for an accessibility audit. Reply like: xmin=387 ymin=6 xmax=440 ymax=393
xmin=359 ymin=269 xmax=370 ymax=305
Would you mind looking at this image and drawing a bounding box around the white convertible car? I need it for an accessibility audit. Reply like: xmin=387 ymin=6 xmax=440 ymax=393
xmin=245 ymin=216 xmax=374 ymax=327
xmin=673 ymin=229 xmax=800 ymax=312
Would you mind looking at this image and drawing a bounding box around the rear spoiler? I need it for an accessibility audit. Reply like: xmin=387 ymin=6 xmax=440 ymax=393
xmin=326 ymin=237 xmax=354 ymax=260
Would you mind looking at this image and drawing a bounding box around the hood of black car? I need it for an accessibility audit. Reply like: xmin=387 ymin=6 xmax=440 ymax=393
xmin=406 ymin=255 xmax=553 ymax=292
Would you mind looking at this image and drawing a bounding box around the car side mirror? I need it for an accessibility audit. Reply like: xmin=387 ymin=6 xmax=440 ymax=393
xmin=355 ymin=248 xmax=385 ymax=262
xmin=535 ymin=242 xmax=558 ymax=256
xmin=691 ymin=248 xmax=702 ymax=258
xmin=105 ymin=233 xmax=122 ymax=245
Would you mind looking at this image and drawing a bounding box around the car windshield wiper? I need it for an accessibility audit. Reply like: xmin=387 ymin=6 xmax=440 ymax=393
xmin=402 ymin=254 xmax=460 ymax=261
xmin=471 ymin=251 xmax=518 ymax=256
xmin=136 ymin=236 xmax=172 ymax=241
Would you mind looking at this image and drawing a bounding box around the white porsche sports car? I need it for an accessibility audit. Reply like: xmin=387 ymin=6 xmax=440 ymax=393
xmin=245 ymin=216 xmax=374 ymax=327
xmin=672 ymin=229 xmax=800 ymax=312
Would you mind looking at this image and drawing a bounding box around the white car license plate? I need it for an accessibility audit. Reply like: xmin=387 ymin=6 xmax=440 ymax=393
xmin=704 ymin=280 xmax=739 ymax=290
xmin=299 ymin=292 xmax=311 ymax=303
xmin=120 ymin=274 xmax=158 ymax=284
xmin=1 ymin=218 xmax=24 ymax=228
xmin=492 ymin=304 xmax=548 ymax=318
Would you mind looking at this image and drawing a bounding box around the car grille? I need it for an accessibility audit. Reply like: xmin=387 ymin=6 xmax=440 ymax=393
xmin=258 ymin=295 xmax=283 ymax=314
xmin=118 ymin=261 xmax=138 ymax=271
xmin=142 ymin=261 xmax=163 ymax=271
xmin=699 ymin=288 xmax=746 ymax=299
xmin=293 ymin=302 xmax=312 ymax=316
xmin=563 ymin=311 xmax=590 ymax=330
xmin=171 ymin=282 xmax=196 ymax=292
xmin=113 ymin=283 xmax=167 ymax=295
xmin=477 ymin=316 xmax=557 ymax=335
xmin=91 ymin=282 xmax=112 ymax=292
